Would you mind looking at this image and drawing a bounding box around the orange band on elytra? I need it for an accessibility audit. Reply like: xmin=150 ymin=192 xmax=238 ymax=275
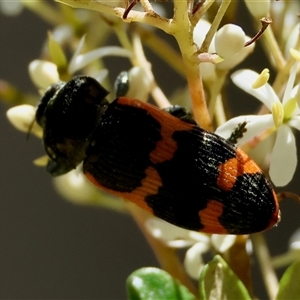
xmin=217 ymin=148 xmax=262 ymax=191
xmin=198 ymin=199 xmax=228 ymax=234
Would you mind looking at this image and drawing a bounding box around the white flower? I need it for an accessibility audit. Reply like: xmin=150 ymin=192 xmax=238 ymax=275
xmin=216 ymin=53 xmax=300 ymax=187
xmin=146 ymin=217 xmax=236 ymax=279
xmin=193 ymin=21 xmax=255 ymax=82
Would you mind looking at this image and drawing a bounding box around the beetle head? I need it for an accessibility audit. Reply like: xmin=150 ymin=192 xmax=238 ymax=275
xmin=36 ymin=75 xmax=109 ymax=176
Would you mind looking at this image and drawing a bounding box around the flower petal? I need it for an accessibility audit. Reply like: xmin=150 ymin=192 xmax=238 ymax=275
xmin=269 ymin=125 xmax=297 ymax=186
xmin=33 ymin=155 xmax=49 ymax=167
xmin=215 ymin=114 xmax=274 ymax=146
xmin=184 ymin=242 xmax=207 ymax=280
xmin=68 ymin=34 xmax=86 ymax=74
xmin=193 ymin=19 xmax=215 ymax=52
xmin=93 ymin=69 xmax=109 ymax=84
xmin=126 ymin=67 xmax=152 ymax=101
xmin=53 ymin=167 xmax=98 ymax=204
xmin=217 ymin=39 xmax=255 ymax=70
xmin=28 ymin=60 xmax=59 ymax=89
xmin=69 ymin=46 xmax=133 ymax=74
xmin=289 ymin=116 xmax=300 ymax=130
xmin=6 ymin=104 xmax=42 ymax=137
xmin=231 ymin=69 xmax=279 ymax=110
xmin=282 ymin=62 xmax=298 ymax=105
xmin=289 ymin=228 xmax=300 ymax=250
xmin=145 ymin=218 xmax=195 ymax=247
xmin=211 ymin=234 xmax=236 ymax=253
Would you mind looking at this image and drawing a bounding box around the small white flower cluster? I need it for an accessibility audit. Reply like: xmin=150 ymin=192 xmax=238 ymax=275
xmin=146 ymin=217 xmax=237 ymax=279
xmin=216 ymin=50 xmax=300 ymax=187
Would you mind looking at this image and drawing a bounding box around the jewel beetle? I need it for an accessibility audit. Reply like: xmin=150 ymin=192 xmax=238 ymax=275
xmin=36 ymin=75 xmax=280 ymax=235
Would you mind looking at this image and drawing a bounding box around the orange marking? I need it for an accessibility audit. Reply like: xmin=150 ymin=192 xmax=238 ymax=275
xmin=85 ymin=166 xmax=162 ymax=213
xmin=117 ymin=97 xmax=194 ymax=164
xmin=198 ymin=200 xmax=228 ymax=234
xmin=217 ymin=148 xmax=262 ymax=191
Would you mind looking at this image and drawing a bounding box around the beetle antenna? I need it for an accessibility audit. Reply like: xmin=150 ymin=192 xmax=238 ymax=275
xmin=277 ymin=192 xmax=300 ymax=205
xmin=26 ymin=118 xmax=36 ymax=141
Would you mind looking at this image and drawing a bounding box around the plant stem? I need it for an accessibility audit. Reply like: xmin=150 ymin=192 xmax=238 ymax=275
xmin=182 ymin=60 xmax=212 ymax=130
xmin=132 ymin=32 xmax=171 ymax=108
xmin=172 ymin=0 xmax=212 ymax=130
xmin=208 ymin=69 xmax=227 ymax=119
xmin=251 ymin=233 xmax=278 ymax=300
xmin=262 ymin=25 xmax=285 ymax=70
xmin=214 ymin=95 xmax=227 ymax=127
xmin=56 ymin=0 xmax=171 ymax=33
xmin=190 ymin=0 xmax=216 ymax=26
xmin=199 ymin=0 xmax=232 ymax=53
xmin=140 ymin=0 xmax=154 ymax=14
xmin=138 ymin=28 xmax=186 ymax=77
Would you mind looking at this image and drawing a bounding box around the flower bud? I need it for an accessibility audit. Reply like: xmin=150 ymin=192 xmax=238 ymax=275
xmin=29 ymin=60 xmax=59 ymax=89
xmin=6 ymin=104 xmax=42 ymax=137
xmin=126 ymin=67 xmax=152 ymax=102
xmin=216 ymin=37 xmax=254 ymax=70
xmin=53 ymin=169 xmax=98 ymax=205
xmin=215 ymin=24 xmax=246 ymax=59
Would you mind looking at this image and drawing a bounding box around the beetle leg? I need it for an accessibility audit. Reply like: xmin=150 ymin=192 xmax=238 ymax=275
xmin=163 ymin=106 xmax=197 ymax=125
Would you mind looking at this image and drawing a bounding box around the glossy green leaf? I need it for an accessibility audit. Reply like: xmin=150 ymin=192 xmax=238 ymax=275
xmin=277 ymin=260 xmax=300 ymax=299
xmin=199 ymin=255 xmax=251 ymax=300
xmin=126 ymin=267 xmax=196 ymax=300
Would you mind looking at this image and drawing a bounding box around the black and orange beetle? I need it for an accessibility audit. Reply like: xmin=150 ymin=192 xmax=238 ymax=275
xmin=36 ymin=75 xmax=280 ymax=235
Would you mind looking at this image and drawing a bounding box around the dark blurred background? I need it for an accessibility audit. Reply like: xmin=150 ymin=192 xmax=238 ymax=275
xmin=0 ymin=3 xmax=300 ymax=299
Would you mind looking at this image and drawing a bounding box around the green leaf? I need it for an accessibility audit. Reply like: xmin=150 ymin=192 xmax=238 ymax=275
xmin=126 ymin=267 xmax=196 ymax=300
xmin=277 ymin=260 xmax=300 ymax=299
xmin=48 ymin=33 xmax=68 ymax=71
xmin=199 ymin=255 xmax=251 ymax=300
